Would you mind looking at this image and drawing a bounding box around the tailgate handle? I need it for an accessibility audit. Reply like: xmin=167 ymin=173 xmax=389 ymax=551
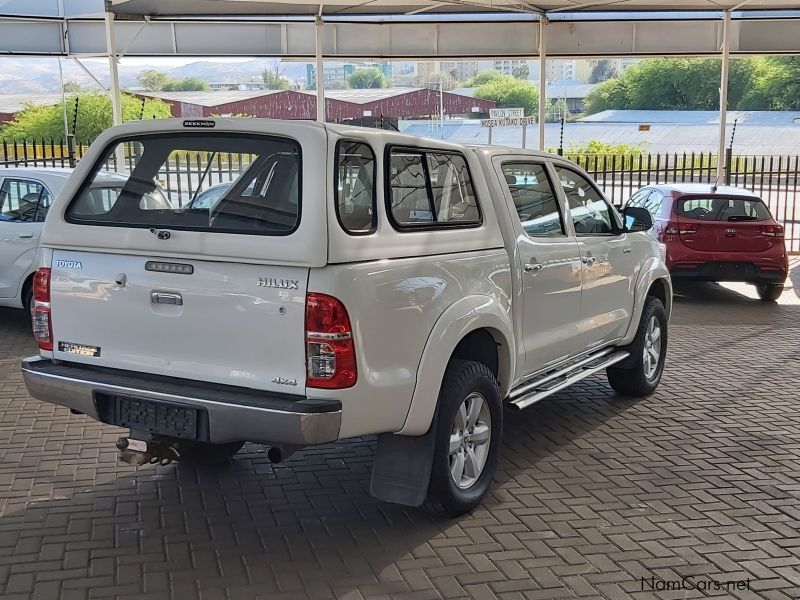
xmin=151 ymin=291 xmax=183 ymax=306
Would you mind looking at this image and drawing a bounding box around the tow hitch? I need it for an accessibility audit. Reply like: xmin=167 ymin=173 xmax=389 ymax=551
xmin=116 ymin=436 xmax=181 ymax=466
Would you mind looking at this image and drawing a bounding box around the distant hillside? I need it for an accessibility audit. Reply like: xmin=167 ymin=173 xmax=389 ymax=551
xmin=0 ymin=57 xmax=311 ymax=93
xmin=0 ymin=57 xmax=394 ymax=93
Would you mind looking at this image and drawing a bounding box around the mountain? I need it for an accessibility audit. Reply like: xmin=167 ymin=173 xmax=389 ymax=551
xmin=0 ymin=57 xmax=312 ymax=93
xmin=0 ymin=57 xmax=415 ymax=94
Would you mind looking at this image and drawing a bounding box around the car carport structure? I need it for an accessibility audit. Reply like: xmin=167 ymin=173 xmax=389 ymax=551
xmin=2 ymin=0 xmax=800 ymax=179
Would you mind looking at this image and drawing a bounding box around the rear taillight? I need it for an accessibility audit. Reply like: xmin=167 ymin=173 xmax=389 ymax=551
xmin=761 ymin=224 xmax=784 ymax=238
xmin=32 ymin=267 xmax=53 ymax=351
xmin=305 ymin=293 xmax=357 ymax=389
xmin=665 ymin=221 xmax=698 ymax=235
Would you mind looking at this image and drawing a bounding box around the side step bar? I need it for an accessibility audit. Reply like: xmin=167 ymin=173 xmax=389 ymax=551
xmin=508 ymin=349 xmax=629 ymax=411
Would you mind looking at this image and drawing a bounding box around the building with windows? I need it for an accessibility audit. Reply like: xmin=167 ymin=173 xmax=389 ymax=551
xmin=306 ymin=62 xmax=392 ymax=89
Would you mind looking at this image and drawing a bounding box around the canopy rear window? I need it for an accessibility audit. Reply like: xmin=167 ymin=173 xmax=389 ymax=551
xmin=677 ymin=197 xmax=771 ymax=222
xmin=66 ymin=133 xmax=301 ymax=235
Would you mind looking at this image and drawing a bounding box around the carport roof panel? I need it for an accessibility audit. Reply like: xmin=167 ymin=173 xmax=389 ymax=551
xmin=109 ymin=0 xmax=800 ymax=17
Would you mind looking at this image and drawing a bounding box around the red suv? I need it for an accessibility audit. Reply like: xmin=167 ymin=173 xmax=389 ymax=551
xmin=626 ymin=184 xmax=788 ymax=301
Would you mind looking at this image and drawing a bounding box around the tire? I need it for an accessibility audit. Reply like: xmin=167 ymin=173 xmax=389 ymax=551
xmin=756 ymin=283 xmax=783 ymax=302
xmin=425 ymin=359 xmax=502 ymax=517
xmin=23 ymin=286 xmax=33 ymax=322
xmin=606 ymin=296 xmax=667 ymax=397
xmin=180 ymin=441 xmax=244 ymax=466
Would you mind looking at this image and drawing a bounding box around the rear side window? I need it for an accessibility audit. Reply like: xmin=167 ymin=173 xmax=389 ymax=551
xmin=66 ymin=134 xmax=301 ymax=235
xmin=0 ymin=178 xmax=52 ymax=223
xmin=387 ymin=148 xmax=481 ymax=229
xmin=335 ymin=141 xmax=376 ymax=234
xmin=677 ymin=197 xmax=771 ymax=222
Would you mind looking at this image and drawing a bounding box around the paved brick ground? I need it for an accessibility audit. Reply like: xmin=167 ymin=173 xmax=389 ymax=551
xmin=1 ymin=262 xmax=800 ymax=600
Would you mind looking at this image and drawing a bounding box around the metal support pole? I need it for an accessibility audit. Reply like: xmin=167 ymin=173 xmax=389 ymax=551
xmin=439 ymin=80 xmax=445 ymax=139
xmin=538 ymin=17 xmax=547 ymax=151
xmin=58 ymin=58 xmax=69 ymax=143
xmin=104 ymin=10 xmax=123 ymax=128
xmin=315 ymin=17 xmax=326 ymax=123
xmin=717 ymin=10 xmax=731 ymax=183
xmin=105 ymin=8 xmax=125 ymax=171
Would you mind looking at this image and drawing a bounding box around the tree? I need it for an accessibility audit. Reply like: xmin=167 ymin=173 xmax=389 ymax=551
xmin=137 ymin=70 xmax=171 ymax=92
xmin=1 ymin=94 xmax=172 ymax=141
xmin=473 ymin=74 xmax=538 ymax=116
xmin=162 ymin=77 xmax=208 ymax=91
xmin=588 ymin=59 xmax=618 ymax=84
xmin=584 ymin=57 xmax=756 ymax=114
xmin=465 ymin=71 xmax=504 ymax=88
xmin=262 ymin=70 xmax=290 ymax=90
xmin=511 ymin=64 xmax=530 ymax=80
xmin=63 ymin=81 xmax=83 ymax=93
xmin=738 ymin=57 xmax=800 ymax=110
xmin=419 ymin=71 xmax=457 ymax=92
xmin=547 ymin=98 xmax=571 ymax=123
xmin=348 ymin=68 xmax=388 ymax=89
xmin=262 ymin=61 xmax=290 ymax=90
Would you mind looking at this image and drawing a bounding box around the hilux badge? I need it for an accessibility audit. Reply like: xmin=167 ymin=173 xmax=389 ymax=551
xmin=258 ymin=277 xmax=299 ymax=290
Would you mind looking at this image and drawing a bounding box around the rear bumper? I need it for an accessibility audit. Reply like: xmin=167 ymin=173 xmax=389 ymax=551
xmin=21 ymin=356 xmax=341 ymax=446
xmin=669 ymin=261 xmax=786 ymax=284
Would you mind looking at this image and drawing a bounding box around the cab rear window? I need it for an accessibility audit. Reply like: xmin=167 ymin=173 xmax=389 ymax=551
xmin=677 ymin=197 xmax=771 ymax=222
xmin=66 ymin=134 xmax=301 ymax=235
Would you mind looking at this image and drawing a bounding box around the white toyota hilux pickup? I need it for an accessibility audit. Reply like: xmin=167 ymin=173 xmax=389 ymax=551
xmin=22 ymin=119 xmax=671 ymax=515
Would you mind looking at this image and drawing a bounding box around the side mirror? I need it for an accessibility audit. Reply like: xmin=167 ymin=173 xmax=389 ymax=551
xmin=623 ymin=206 xmax=653 ymax=232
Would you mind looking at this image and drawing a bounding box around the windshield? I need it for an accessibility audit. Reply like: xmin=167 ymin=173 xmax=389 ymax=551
xmin=66 ymin=133 xmax=301 ymax=236
xmin=677 ymin=197 xmax=771 ymax=222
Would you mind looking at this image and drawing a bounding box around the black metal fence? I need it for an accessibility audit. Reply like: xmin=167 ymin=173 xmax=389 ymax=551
xmin=2 ymin=139 xmax=798 ymax=252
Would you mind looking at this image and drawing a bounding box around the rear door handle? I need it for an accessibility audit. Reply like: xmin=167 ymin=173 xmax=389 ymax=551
xmin=523 ymin=262 xmax=543 ymax=273
xmin=151 ymin=291 xmax=183 ymax=306
xmin=18 ymin=233 xmax=34 ymax=239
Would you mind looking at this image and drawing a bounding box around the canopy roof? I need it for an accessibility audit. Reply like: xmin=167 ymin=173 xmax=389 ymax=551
xmin=109 ymin=0 xmax=800 ymax=17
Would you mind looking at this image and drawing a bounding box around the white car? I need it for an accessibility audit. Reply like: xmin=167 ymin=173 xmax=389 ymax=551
xmin=0 ymin=167 xmax=171 ymax=316
xmin=0 ymin=168 xmax=70 ymax=315
xmin=22 ymin=119 xmax=672 ymax=515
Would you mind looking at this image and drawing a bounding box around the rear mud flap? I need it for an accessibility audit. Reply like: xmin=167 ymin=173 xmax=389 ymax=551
xmin=369 ymin=414 xmax=438 ymax=507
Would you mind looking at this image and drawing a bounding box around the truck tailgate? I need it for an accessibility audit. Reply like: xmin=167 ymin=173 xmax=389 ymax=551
xmin=49 ymin=250 xmax=308 ymax=395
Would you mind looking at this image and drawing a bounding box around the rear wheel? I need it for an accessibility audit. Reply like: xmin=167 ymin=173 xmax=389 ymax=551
xmin=426 ymin=359 xmax=502 ymax=517
xmin=607 ymin=296 xmax=667 ymax=397
xmin=756 ymin=283 xmax=783 ymax=302
xmin=180 ymin=441 xmax=244 ymax=466
xmin=23 ymin=286 xmax=33 ymax=322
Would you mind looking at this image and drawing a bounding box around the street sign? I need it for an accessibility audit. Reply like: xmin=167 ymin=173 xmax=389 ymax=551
xmin=489 ymin=108 xmax=524 ymax=119
xmin=480 ymin=116 xmax=537 ymax=128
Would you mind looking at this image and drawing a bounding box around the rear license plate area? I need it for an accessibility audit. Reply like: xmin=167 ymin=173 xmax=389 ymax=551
xmin=705 ymin=262 xmax=754 ymax=279
xmin=97 ymin=394 xmax=200 ymax=439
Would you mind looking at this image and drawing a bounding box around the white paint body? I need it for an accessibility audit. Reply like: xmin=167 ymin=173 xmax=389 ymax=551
xmin=35 ymin=118 xmax=672 ymax=441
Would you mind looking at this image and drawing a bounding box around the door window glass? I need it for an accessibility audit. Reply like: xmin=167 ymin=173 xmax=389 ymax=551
xmin=501 ymin=162 xmax=564 ymax=237
xmin=0 ymin=179 xmax=50 ymax=222
xmin=555 ymin=166 xmax=617 ymax=235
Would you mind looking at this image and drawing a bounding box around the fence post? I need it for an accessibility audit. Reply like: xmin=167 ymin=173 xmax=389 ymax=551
xmin=724 ymin=148 xmax=733 ymax=185
xmin=67 ymin=135 xmax=76 ymax=168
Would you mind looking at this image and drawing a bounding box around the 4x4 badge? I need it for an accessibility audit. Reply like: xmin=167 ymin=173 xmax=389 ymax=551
xmin=258 ymin=277 xmax=299 ymax=290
